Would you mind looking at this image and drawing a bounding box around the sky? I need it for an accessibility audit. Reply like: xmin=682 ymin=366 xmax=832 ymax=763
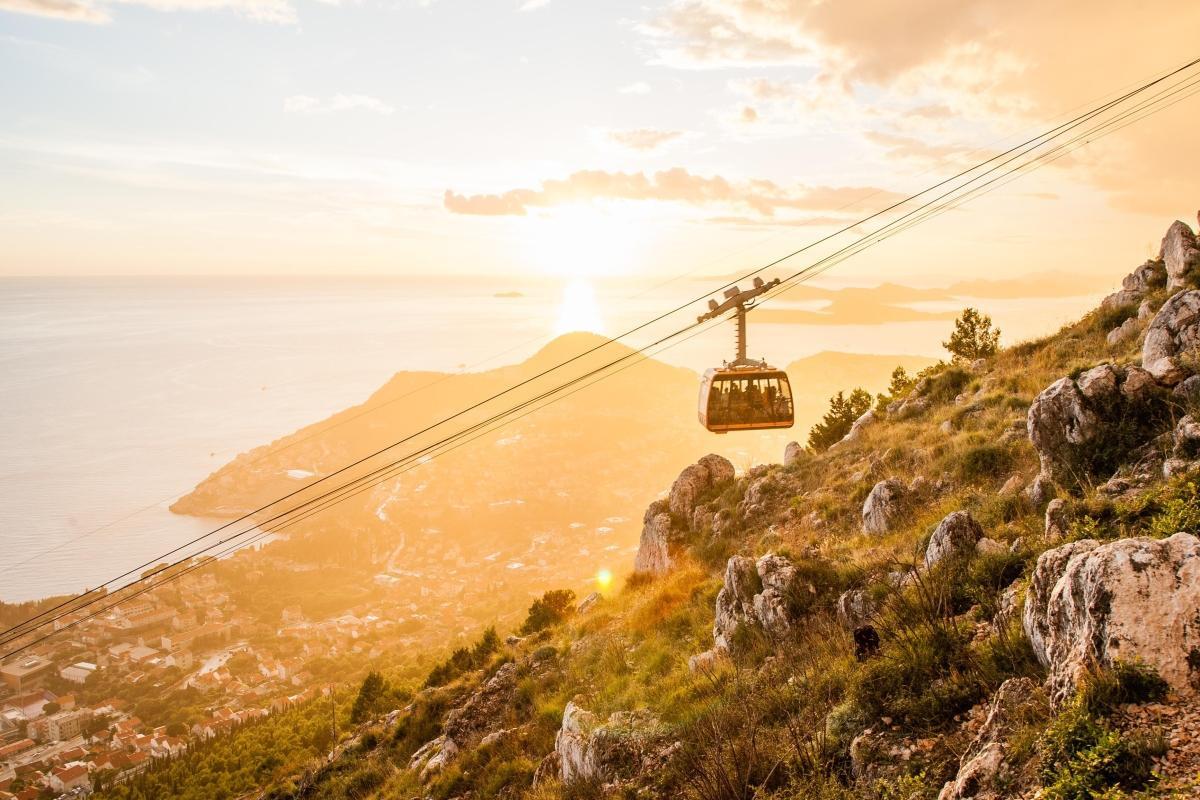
xmin=1 ymin=0 xmax=1199 ymax=282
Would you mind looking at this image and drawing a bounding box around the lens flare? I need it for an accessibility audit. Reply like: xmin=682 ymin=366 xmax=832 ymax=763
xmin=596 ymin=568 xmax=613 ymax=591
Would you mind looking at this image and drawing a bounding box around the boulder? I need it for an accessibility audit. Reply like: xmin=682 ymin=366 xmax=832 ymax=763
xmin=444 ymin=662 xmax=519 ymax=744
xmin=834 ymin=409 xmax=877 ymax=448
xmin=577 ymin=591 xmax=602 ymax=615
xmin=669 ymin=454 xmax=735 ymax=519
xmin=1023 ymin=533 xmax=1200 ymax=702
xmin=925 ymin=511 xmax=984 ymax=568
xmin=1174 ymin=374 xmax=1200 ymax=406
xmin=687 ymin=648 xmax=728 ymax=676
xmin=1106 ymin=315 xmax=1140 ymax=347
xmin=784 ymin=441 xmax=803 ymax=466
xmin=937 ymin=678 xmax=1042 ymax=800
xmin=1172 ymin=414 xmax=1200 ymax=460
xmin=862 ymin=479 xmax=907 ymax=535
xmin=836 ymin=589 xmax=875 ymax=630
xmin=712 ymin=553 xmax=805 ymax=651
xmin=1125 ymin=258 xmax=1168 ymax=294
xmin=1028 ymin=364 xmax=1167 ymax=487
xmin=555 ymin=701 xmax=670 ymax=786
xmin=632 ymin=500 xmax=678 ymax=576
xmin=1143 ymin=290 xmax=1200 ymax=384
xmin=975 ymin=537 xmax=1006 ymax=558
xmin=410 ymin=735 xmax=459 ymax=781
xmin=1044 ymin=498 xmax=1068 ymax=541
xmin=1161 ymin=220 xmax=1200 ymax=290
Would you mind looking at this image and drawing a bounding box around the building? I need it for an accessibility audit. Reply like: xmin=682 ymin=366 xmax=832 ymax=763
xmin=58 ymin=662 xmax=98 ymax=685
xmin=0 ymin=658 xmax=54 ymax=692
xmin=28 ymin=709 xmax=91 ymax=743
xmin=49 ymin=764 xmax=91 ymax=793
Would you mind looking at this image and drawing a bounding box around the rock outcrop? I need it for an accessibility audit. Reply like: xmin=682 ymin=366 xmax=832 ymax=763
xmin=784 ymin=441 xmax=803 ymax=466
xmin=862 ymin=479 xmax=907 ymax=535
xmin=1027 ymin=363 xmax=1164 ymax=487
xmin=836 ymin=589 xmax=875 ymax=630
xmin=1143 ymin=290 xmax=1200 ymax=384
xmin=834 ymin=409 xmax=877 ymax=448
xmin=1102 ymin=258 xmax=1166 ymax=310
xmin=1023 ymin=533 xmax=1200 ymax=702
xmin=710 ymin=552 xmax=803 ymax=652
xmin=925 ymin=511 xmax=984 ymax=568
xmin=937 ymin=678 xmax=1043 ymax=800
xmin=555 ymin=701 xmax=673 ymax=786
xmin=1162 ymin=220 xmax=1200 ymax=290
xmin=634 ymin=455 xmax=735 ymax=575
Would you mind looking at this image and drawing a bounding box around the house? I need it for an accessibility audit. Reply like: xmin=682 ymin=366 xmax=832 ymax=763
xmin=0 ymin=739 xmax=34 ymax=761
xmin=0 ymin=658 xmax=54 ymax=691
xmin=48 ymin=763 xmax=90 ymax=793
xmin=1 ymin=689 xmax=56 ymax=720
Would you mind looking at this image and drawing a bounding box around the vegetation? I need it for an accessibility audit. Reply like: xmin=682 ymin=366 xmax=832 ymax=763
xmin=942 ymin=307 xmax=1001 ymax=361
xmin=519 ymin=589 xmax=576 ymax=635
xmin=808 ymin=388 xmax=873 ymax=451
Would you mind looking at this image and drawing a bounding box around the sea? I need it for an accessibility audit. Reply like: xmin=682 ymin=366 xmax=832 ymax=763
xmin=0 ymin=275 xmax=1105 ymax=601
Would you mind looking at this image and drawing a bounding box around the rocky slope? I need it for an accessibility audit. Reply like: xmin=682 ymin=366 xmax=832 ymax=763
xmin=244 ymin=214 xmax=1200 ymax=800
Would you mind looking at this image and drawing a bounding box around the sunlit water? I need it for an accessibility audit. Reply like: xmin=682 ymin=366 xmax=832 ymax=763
xmin=0 ymin=276 xmax=1102 ymax=601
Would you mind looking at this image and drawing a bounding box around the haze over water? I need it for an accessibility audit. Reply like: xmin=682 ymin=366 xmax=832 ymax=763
xmin=0 ymin=275 xmax=1101 ymax=601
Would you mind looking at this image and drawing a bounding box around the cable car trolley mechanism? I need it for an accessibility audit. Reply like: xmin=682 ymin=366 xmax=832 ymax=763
xmin=696 ymin=277 xmax=794 ymax=434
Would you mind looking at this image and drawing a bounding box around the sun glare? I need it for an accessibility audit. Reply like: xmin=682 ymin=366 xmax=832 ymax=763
xmin=524 ymin=206 xmax=642 ymax=278
xmin=554 ymin=279 xmax=604 ymax=335
xmin=596 ymin=568 xmax=614 ymax=592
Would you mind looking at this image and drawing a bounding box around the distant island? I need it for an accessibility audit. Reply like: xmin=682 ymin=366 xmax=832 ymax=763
xmin=494 ymin=290 xmax=524 ymax=298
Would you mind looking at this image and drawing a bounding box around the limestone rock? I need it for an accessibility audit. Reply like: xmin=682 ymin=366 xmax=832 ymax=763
xmin=410 ymin=735 xmax=459 ymax=781
xmin=998 ymin=474 xmax=1023 ymax=496
xmin=975 ymin=537 xmax=1006 ymax=558
xmin=1173 ymin=414 xmax=1200 ymax=460
xmin=925 ymin=511 xmax=984 ymax=568
xmin=576 ymin=591 xmax=602 ymax=615
xmin=632 ymin=500 xmax=677 ymax=576
xmin=1161 ymin=220 xmax=1200 ymax=290
xmin=1106 ymin=315 xmax=1140 ymax=347
xmin=784 ymin=441 xmax=803 ymax=466
xmin=555 ymin=701 xmax=670 ymax=786
xmin=669 ymin=454 xmax=735 ymax=519
xmin=1028 ymin=363 xmax=1166 ymax=487
xmin=1023 ymin=534 xmax=1200 ymax=702
xmin=836 ymin=589 xmax=875 ymax=630
xmin=687 ymin=648 xmax=727 ymax=675
xmin=712 ymin=552 xmax=806 ymax=651
xmin=937 ymin=678 xmax=1042 ymax=800
xmin=835 ymin=409 xmax=877 ymax=448
xmin=444 ymin=662 xmax=519 ymax=744
xmin=1044 ymin=498 xmax=1068 ymax=541
xmin=1143 ymin=290 xmax=1200 ymax=385
xmin=862 ymin=479 xmax=907 ymax=535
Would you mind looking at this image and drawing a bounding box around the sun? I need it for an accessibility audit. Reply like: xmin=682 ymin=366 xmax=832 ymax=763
xmin=554 ymin=280 xmax=604 ymax=335
xmin=523 ymin=205 xmax=643 ymax=279
xmin=595 ymin=568 xmax=614 ymax=592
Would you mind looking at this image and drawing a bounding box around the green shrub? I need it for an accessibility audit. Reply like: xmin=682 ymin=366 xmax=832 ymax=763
xmin=956 ymin=443 xmax=1014 ymax=484
xmin=1079 ymin=661 xmax=1169 ymax=714
xmin=926 ymin=367 xmax=972 ymax=403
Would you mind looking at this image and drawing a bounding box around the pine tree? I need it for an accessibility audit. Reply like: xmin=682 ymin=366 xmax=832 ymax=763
xmin=943 ymin=308 xmax=1000 ymax=361
xmin=807 ymin=388 xmax=872 ymax=451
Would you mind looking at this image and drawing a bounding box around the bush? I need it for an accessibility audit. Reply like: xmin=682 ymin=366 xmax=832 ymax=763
xmin=1039 ymin=701 xmax=1164 ymax=800
xmin=1079 ymin=661 xmax=1169 ymax=713
xmin=956 ymin=443 xmax=1014 ymax=484
xmin=424 ymin=626 xmax=501 ymax=688
xmin=521 ymin=589 xmax=576 ymax=635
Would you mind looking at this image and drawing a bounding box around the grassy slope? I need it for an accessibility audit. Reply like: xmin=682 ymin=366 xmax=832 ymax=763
xmin=118 ymin=287 xmax=1200 ymax=799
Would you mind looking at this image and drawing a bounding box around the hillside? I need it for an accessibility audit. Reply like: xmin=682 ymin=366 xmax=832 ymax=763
xmin=96 ymin=215 xmax=1200 ymax=800
xmin=168 ymin=335 xmax=930 ymax=640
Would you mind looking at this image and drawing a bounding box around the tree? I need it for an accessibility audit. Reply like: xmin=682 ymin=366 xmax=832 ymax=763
xmin=350 ymin=671 xmax=387 ymax=723
xmin=807 ymin=388 xmax=872 ymax=452
xmin=520 ymin=589 xmax=576 ymax=635
xmin=886 ymin=366 xmax=913 ymax=397
xmin=943 ymin=308 xmax=1000 ymax=361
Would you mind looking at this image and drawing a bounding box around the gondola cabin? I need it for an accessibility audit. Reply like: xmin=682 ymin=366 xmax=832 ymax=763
xmin=699 ymin=367 xmax=794 ymax=433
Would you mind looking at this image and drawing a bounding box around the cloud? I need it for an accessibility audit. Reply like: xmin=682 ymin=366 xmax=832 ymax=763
xmin=605 ymin=129 xmax=684 ymax=152
xmin=1 ymin=0 xmax=297 ymax=23
xmin=284 ymin=94 xmax=395 ymax=115
xmin=0 ymin=0 xmax=108 ymax=21
xmin=443 ymin=167 xmax=905 ymax=218
xmin=863 ymin=130 xmax=978 ymax=165
xmin=619 ymin=81 xmax=652 ymax=95
xmin=517 ymin=0 xmax=548 ymax=9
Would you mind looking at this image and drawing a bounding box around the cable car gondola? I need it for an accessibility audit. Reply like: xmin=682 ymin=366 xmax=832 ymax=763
xmin=696 ymin=278 xmax=794 ymax=434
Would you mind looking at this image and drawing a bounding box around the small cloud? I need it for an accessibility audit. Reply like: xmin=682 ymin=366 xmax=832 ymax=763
xmin=517 ymin=0 xmax=548 ymax=9
xmin=284 ymin=94 xmax=395 ymax=115
xmin=619 ymin=81 xmax=652 ymax=95
xmin=0 ymin=0 xmax=108 ymax=21
xmin=739 ymin=106 xmax=759 ymax=124
xmin=606 ymin=128 xmax=684 ymax=152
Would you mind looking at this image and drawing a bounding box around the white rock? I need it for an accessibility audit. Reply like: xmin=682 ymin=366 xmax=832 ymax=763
xmin=862 ymin=479 xmax=907 ymax=535
xmin=1161 ymin=219 xmax=1200 ymax=290
xmin=784 ymin=441 xmax=803 ymax=466
xmin=1023 ymin=534 xmax=1200 ymax=703
xmin=1143 ymin=290 xmax=1200 ymax=385
xmin=925 ymin=511 xmax=984 ymax=568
